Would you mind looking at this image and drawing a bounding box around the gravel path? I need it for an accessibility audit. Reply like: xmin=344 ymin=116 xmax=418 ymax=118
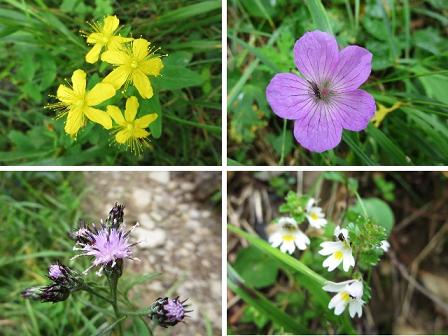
xmin=82 ymin=172 xmax=222 ymax=335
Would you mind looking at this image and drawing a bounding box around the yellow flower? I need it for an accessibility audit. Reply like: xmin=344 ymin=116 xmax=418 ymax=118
xmin=101 ymin=38 xmax=163 ymax=99
xmin=84 ymin=15 xmax=133 ymax=64
xmin=106 ymin=96 xmax=158 ymax=153
xmin=55 ymin=69 xmax=115 ymax=136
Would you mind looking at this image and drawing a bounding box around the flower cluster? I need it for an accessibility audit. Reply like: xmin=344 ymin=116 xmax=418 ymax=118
xmin=268 ymin=191 xmax=390 ymax=319
xmin=22 ymin=202 xmax=193 ymax=331
xmin=49 ymin=15 xmax=162 ymax=153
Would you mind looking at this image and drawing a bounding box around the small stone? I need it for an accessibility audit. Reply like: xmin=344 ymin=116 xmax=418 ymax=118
xmin=148 ymin=172 xmax=170 ymax=184
xmin=137 ymin=213 xmax=154 ymax=229
xmin=133 ymin=227 xmax=166 ymax=249
xmin=132 ymin=189 xmax=151 ymax=208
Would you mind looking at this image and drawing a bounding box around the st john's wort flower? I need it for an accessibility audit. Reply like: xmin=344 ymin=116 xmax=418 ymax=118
xmin=22 ymin=284 xmax=70 ymax=303
xmin=101 ymin=38 xmax=163 ymax=99
xmin=319 ymin=226 xmax=355 ymax=272
xmin=305 ymin=198 xmax=327 ymax=229
xmin=323 ymin=279 xmax=364 ymax=318
xmin=71 ymin=220 xmax=138 ymax=276
xmin=149 ymin=297 xmax=192 ymax=328
xmin=51 ymin=69 xmax=115 ymax=136
xmin=48 ymin=262 xmax=83 ymax=289
xmin=269 ymin=217 xmax=310 ymax=254
xmin=83 ymin=15 xmax=133 ymax=64
xmin=106 ymin=96 xmax=158 ymax=153
xmin=380 ymin=240 xmax=390 ymax=252
xmin=266 ymin=30 xmax=375 ymax=152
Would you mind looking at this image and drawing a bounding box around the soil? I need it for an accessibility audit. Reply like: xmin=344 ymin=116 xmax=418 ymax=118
xmin=82 ymin=171 xmax=222 ymax=336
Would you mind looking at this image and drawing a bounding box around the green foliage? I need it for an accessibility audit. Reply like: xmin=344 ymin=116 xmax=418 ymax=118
xmin=278 ymin=191 xmax=309 ymax=223
xmin=228 ymin=0 xmax=448 ymax=165
xmin=0 ymin=0 xmax=221 ymax=165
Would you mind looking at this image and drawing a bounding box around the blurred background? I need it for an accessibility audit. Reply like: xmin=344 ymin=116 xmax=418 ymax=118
xmin=0 ymin=171 xmax=222 ymax=335
xmin=227 ymin=171 xmax=448 ymax=334
xmin=227 ymin=0 xmax=448 ymax=166
xmin=0 ymin=0 xmax=221 ymax=165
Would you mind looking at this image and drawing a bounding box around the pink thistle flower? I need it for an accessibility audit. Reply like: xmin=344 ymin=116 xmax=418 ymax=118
xmin=266 ymin=30 xmax=375 ymax=152
xmin=72 ymin=225 xmax=138 ymax=276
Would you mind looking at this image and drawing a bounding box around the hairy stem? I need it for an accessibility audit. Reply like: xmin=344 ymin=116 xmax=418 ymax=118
xmin=109 ymin=274 xmax=124 ymax=336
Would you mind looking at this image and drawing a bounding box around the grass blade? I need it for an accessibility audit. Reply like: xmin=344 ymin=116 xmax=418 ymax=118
xmin=304 ymin=0 xmax=333 ymax=34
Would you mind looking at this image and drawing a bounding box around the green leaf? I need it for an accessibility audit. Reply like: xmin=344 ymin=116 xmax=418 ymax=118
xmin=155 ymin=0 xmax=221 ymax=25
xmin=305 ymin=0 xmax=333 ymax=34
xmin=154 ymin=64 xmax=203 ymax=90
xmin=141 ymin=94 xmax=162 ymax=139
xmin=233 ymin=246 xmax=279 ymax=288
xmin=353 ymin=198 xmax=394 ymax=235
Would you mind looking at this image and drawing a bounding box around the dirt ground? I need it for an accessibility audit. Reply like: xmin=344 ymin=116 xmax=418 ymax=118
xmin=82 ymin=171 xmax=222 ymax=336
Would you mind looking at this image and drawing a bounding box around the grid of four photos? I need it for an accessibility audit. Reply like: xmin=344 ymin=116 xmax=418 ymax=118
xmin=0 ymin=0 xmax=447 ymax=335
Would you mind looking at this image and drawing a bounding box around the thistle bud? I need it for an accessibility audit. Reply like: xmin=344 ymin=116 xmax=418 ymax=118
xmin=108 ymin=203 xmax=125 ymax=228
xmin=48 ymin=262 xmax=83 ymax=290
xmin=22 ymin=284 xmax=70 ymax=303
xmin=148 ymin=297 xmax=192 ymax=328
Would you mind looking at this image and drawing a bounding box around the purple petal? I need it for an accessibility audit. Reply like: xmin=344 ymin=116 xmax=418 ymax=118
xmin=331 ymin=89 xmax=376 ymax=131
xmin=331 ymin=46 xmax=372 ymax=92
xmin=294 ymin=30 xmax=339 ymax=84
xmin=266 ymin=73 xmax=313 ymax=120
xmin=293 ymin=102 xmax=343 ymax=152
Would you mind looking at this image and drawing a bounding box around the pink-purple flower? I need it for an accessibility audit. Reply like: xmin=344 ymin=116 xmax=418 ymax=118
xmin=266 ymin=30 xmax=375 ymax=152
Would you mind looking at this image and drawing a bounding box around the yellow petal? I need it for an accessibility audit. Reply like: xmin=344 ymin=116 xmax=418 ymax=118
xmin=139 ymin=57 xmax=163 ymax=76
xmin=132 ymin=70 xmax=153 ymax=99
xmin=115 ymin=129 xmax=131 ymax=144
xmin=102 ymin=15 xmax=119 ymax=35
xmin=125 ymin=96 xmax=139 ymax=122
xmin=57 ymin=84 xmax=75 ymax=104
xmin=71 ymin=69 xmax=86 ymax=95
xmin=132 ymin=38 xmax=150 ymax=61
xmin=107 ymin=105 xmax=126 ymax=126
xmin=87 ymin=32 xmax=103 ymax=44
xmin=107 ymin=36 xmax=133 ymax=50
xmin=133 ymin=128 xmax=150 ymax=139
xmin=86 ymin=83 xmax=115 ymax=106
xmin=135 ymin=113 xmax=158 ymax=129
xmin=64 ymin=106 xmax=85 ymax=136
xmin=84 ymin=107 xmax=112 ymax=129
xmin=101 ymin=50 xmax=130 ymax=65
xmin=102 ymin=66 xmax=130 ymax=90
xmin=85 ymin=43 xmax=104 ymax=64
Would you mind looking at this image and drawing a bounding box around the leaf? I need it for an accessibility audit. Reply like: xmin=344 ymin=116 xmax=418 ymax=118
xmin=141 ymin=94 xmax=162 ymax=139
xmin=233 ymin=246 xmax=279 ymax=288
xmin=353 ymin=198 xmax=394 ymax=235
xmin=241 ymin=0 xmax=277 ymax=19
xmin=153 ymin=64 xmax=203 ymax=90
xmin=305 ymin=0 xmax=333 ymax=34
xmin=155 ymin=1 xmax=221 ymax=25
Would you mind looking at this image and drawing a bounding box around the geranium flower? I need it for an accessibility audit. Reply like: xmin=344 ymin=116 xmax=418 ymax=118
xmin=107 ymin=96 xmax=158 ymax=153
xmin=101 ymin=38 xmax=163 ymax=99
xmin=305 ymin=198 xmax=327 ymax=229
xmin=84 ymin=15 xmax=133 ymax=64
xmin=269 ymin=217 xmax=310 ymax=254
xmin=323 ymin=279 xmax=364 ymax=318
xmin=319 ymin=226 xmax=355 ymax=272
xmin=54 ymin=69 xmax=115 ymax=136
xmin=266 ymin=30 xmax=375 ymax=152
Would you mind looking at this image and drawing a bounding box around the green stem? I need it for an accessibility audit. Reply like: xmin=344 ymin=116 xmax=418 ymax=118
xmin=82 ymin=286 xmax=114 ymax=304
xmin=279 ymin=119 xmax=287 ymax=165
xmin=163 ymin=113 xmax=221 ymax=134
xmin=109 ymin=274 xmax=124 ymax=336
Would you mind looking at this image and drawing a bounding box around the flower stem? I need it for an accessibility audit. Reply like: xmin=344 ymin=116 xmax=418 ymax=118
xmin=109 ymin=274 xmax=124 ymax=336
xmin=82 ymin=285 xmax=113 ymax=304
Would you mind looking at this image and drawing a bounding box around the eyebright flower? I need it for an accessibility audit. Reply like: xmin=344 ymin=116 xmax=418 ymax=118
xmin=266 ymin=30 xmax=375 ymax=152
xmin=101 ymin=38 xmax=163 ymax=99
xmin=22 ymin=284 xmax=70 ymax=303
xmin=52 ymin=69 xmax=115 ymax=136
xmin=380 ymin=240 xmax=390 ymax=252
xmin=149 ymin=297 xmax=192 ymax=328
xmin=72 ymin=223 xmax=138 ymax=276
xmin=107 ymin=96 xmax=158 ymax=153
xmin=305 ymin=198 xmax=327 ymax=229
xmin=84 ymin=15 xmax=133 ymax=64
xmin=323 ymin=279 xmax=364 ymax=318
xmin=269 ymin=217 xmax=310 ymax=254
xmin=319 ymin=226 xmax=355 ymax=272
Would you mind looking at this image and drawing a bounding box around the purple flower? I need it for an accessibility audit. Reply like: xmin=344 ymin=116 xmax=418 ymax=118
xmin=149 ymin=297 xmax=192 ymax=328
xmin=48 ymin=262 xmax=83 ymax=289
xmin=72 ymin=224 xmax=138 ymax=276
xmin=22 ymin=284 xmax=70 ymax=303
xmin=266 ymin=30 xmax=375 ymax=152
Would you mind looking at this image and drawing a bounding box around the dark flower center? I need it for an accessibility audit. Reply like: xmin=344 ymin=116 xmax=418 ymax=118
xmin=308 ymin=80 xmax=332 ymax=101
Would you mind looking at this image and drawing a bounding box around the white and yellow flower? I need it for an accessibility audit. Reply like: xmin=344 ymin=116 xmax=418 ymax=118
xmin=305 ymin=198 xmax=328 ymax=229
xmin=380 ymin=240 xmax=390 ymax=252
xmin=323 ymin=279 xmax=364 ymax=318
xmin=319 ymin=226 xmax=355 ymax=272
xmin=269 ymin=217 xmax=310 ymax=254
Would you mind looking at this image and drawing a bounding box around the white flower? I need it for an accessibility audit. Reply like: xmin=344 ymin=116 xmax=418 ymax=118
xmin=323 ymin=279 xmax=364 ymax=318
xmin=305 ymin=198 xmax=328 ymax=229
xmin=380 ymin=240 xmax=390 ymax=252
xmin=319 ymin=226 xmax=355 ymax=272
xmin=269 ymin=217 xmax=310 ymax=254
